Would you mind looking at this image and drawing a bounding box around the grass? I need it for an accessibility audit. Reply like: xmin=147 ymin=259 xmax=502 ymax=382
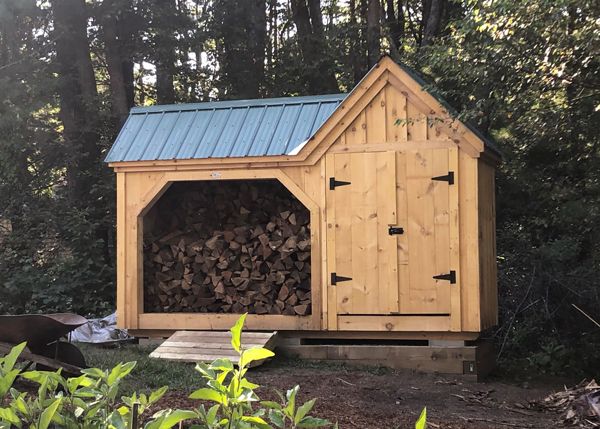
xmin=79 ymin=343 xmax=199 ymax=395
xmin=79 ymin=342 xmax=393 ymax=396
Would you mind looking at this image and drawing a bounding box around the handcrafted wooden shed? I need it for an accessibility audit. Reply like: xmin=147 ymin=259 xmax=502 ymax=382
xmin=106 ymin=56 xmax=499 ymax=343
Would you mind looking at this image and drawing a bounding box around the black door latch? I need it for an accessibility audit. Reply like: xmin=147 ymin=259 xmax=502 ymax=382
xmin=388 ymin=226 xmax=404 ymax=235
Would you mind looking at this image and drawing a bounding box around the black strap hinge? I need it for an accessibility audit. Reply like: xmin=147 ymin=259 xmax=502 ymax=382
xmin=432 ymin=171 xmax=455 ymax=185
xmin=329 ymin=177 xmax=351 ymax=190
xmin=331 ymin=273 xmax=352 ymax=285
xmin=388 ymin=226 xmax=404 ymax=235
xmin=433 ymin=270 xmax=456 ymax=284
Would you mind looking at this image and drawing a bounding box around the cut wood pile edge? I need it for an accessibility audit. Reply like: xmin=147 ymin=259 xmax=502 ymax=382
xmin=143 ymin=180 xmax=311 ymax=316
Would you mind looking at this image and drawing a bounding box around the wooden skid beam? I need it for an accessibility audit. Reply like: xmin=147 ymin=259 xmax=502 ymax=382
xmin=278 ymin=340 xmax=494 ymax=380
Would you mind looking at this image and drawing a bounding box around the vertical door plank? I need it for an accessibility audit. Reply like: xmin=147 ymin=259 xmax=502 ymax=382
xmin=403 ymin=150 xmax=436 ymax=313
xmin=432 ymin=150 xmax=451 ymax=314
xmin=376 ymin=152 xmax=399 ymax=313
xmin=325 ymin=154 xmax=338 ymax=329
xmin=448 ymin=147 xmax=462 ymax=331
xmin=396 ymin=152 xmax=410 ymax=313
xmin=333 ymin=153 xmax=353 ymax=314
xmin=349 ymin=152 xmax=378 ymax=313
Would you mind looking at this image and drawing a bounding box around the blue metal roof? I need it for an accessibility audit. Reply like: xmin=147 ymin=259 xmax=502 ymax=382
xmin=104 ymin=94 xmax=347 ymax=162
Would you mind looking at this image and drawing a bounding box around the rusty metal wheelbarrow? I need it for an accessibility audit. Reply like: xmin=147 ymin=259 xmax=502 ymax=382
xmin=0 ymin=313 xmax=88 ymax=376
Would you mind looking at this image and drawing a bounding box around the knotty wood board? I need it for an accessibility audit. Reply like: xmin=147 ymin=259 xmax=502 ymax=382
xmin=150 ymin=330 xmax=277 ymax=364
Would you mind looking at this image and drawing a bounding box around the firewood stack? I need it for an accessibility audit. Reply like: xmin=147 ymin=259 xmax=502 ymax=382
xmin=143 ymin=180 xmax=311 ymax=316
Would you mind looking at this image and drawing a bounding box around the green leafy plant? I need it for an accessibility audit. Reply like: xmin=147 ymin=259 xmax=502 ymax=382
xmin=188 ymin=313 xmax=332 ymax=428
xmin=0 ymin=344 xmax=176 ymax=428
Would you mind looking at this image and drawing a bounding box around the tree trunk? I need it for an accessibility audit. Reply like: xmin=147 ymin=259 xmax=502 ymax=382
xmin=154 ymin=0 xmax=177 ymax=104
xmin=215 ymin=0 xmax=266 ymax=99
xmin=348 ymin=0 xmax=364 ymax=84
xmin=422 ymin=0 xmax=444 ymax=46
xmin=101 ymin=0 xmax=135 ymax=125
xmin=290 ymin=0 xmax=338 ymax=93
xmin=385 ymin=0 xmax=404 ymax=53
xmin=52 ymin=0 xmax=100 ymax=203
xmin=366 ymin=0 xmax=381 ymax=67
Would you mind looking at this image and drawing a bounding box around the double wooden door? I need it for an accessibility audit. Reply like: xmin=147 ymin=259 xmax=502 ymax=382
xmin=325 ymin=148 xmax=458 ymax=316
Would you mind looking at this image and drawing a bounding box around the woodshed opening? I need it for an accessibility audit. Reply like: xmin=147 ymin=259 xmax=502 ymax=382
xmin=142 ymin=179 xmax=312 ymax=316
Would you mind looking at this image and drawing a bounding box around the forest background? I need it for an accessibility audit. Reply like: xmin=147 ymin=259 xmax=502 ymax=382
xmin=0 ymin=0 xmax=598 ymax=375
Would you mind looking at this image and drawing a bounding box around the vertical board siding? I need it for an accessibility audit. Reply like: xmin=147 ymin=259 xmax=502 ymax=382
xmin=406 ymin=101 xmax=428 ymax=141
xmin=385 ymin=85 xmax=408 ymax=142
xmin=478 ymin=160 xmax=498 ymax=329
xmin=459 ymin=152 xmax=481 ymax=331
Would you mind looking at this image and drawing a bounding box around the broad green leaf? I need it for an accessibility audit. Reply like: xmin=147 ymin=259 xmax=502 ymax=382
xmin=148 ymin=409 xmax=197 ymax=429
xmin=189 ymin=388 xmax=226 ymax=404
xmin=240 ymin=378 xmax=259 ymax=390
xmin=108 ymin=410 xmax=127 ymax=429
xmin=415 ymin=407 xmax=427 ymax=429
xmin=66 ymin=374 xmax=92 ymax=393
xmin=194 ymin=362 xmax=215 ymax=379
xmin=209 ymin=358 xmax=234 ymax=372
xmin=261 ymin=401 xmax=282 ymax=410
xmin=241 ymin=415 xmax=271 ymax=428
xmin=297 ymin=416 xmax=331 ymax=428
xmin=81 ymin=367 xmax=106 ymax=379
xmin=0 ymin=408 xmax=20 ymax=425
xmin=1 ymin=343 xmax=26 ymax=373
xmin=268 ymin=409 xmax=285 ymax=428
xmin=0 ymin=369 xmax=20 ymax=397
xmin=239 ymin=347 xmax=274 ymax=368
xmin=149 ymin=386 xmax=168 ymax=404
xmin=108 ymin=361 xmax=136 ymax=386
xmin=284 ymin=386 xmax=299 ymax=418
xmin=230 ymin=313 xmax=247 ymax=353
xmin=38 ymin=397 xmax=62 ymax=429
xmin=206 ymin=404 xmax=219 ymax=424
xmin=295 ymin=399 xmax=316 ymax=425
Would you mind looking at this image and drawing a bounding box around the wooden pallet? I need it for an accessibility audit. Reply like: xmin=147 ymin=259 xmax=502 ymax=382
xmin=149 ymin=330 xmax=278 ymax=365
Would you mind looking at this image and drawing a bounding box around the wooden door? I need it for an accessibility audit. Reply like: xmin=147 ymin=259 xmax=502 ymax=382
xmin=326 ymin=151 xmax=399 ymax=315
xmin=397 ymin=148 xmax=459 ymax=315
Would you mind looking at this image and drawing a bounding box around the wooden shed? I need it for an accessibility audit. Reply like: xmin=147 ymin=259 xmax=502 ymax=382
xmin=106 ymin=56 xmax=499 ymax=344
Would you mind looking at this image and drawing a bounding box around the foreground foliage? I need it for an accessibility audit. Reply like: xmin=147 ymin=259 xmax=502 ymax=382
xmin=0 ymin=314 xmax=343 ymax=428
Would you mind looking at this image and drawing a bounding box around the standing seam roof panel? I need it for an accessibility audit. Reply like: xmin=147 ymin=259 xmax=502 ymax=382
xmin=104 ymin=94 xmax=347 ymax=162
xmin=284 ymin=103 xmax=321 ymax=153
xmin=157 ymin=111 xmax=197 ymax=159
xmin=123 ymin=113 xmax=163 ymax=161
xmin=266 ymin=104 xmax=302 ymax=155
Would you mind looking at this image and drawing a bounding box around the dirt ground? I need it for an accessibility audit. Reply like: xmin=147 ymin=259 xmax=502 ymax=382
xmin=154 ymin=361 xmax=563 ymax=429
